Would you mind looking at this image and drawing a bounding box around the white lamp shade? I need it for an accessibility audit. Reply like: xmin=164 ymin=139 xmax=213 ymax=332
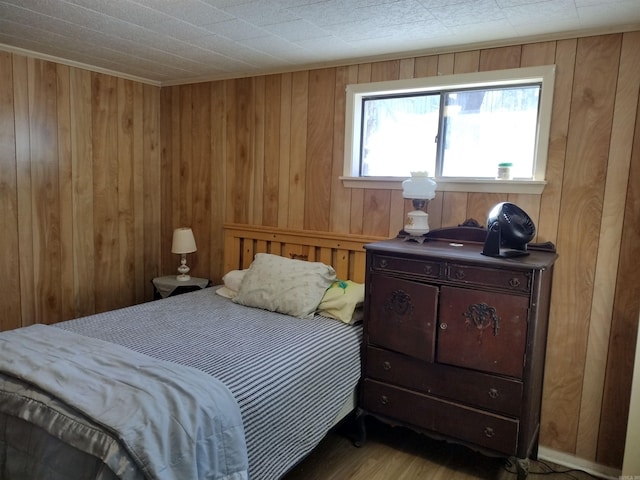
xmin=171 ymin=227 xmax=197 ymax=254
xmin=402 ymin=171 xmax=437 ymax=200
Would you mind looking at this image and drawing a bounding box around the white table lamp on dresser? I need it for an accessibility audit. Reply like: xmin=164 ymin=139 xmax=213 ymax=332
xmin=172 ymin=227 xmax=197 ymax=281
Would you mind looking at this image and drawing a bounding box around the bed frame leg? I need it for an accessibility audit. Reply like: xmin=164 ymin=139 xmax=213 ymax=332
xmin=353 ymin=407 xmax=367 ymax=447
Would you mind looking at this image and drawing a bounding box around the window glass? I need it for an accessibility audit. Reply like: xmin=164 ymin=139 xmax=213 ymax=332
xmin=361 ymin=94 xmax=439 ymax=177
xmin=440 ymin=85 xmax=540 ymax=178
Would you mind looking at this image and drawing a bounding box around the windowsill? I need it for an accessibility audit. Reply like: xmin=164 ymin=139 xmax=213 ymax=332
xmin=340 ymin=177 xmax=546 ymax=195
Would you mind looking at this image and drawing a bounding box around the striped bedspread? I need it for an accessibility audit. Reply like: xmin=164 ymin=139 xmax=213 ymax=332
xmin=55 ymin=286 xmax=362 ymax=480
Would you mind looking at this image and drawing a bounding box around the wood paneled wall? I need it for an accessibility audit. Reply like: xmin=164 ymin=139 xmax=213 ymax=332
xmin=0 ymin=31 xmax=638 ymax=471
xmin=0 ymin=52 xmax=161 ymax=331
xmin=160 ymin=32 xmax=640 ymax=469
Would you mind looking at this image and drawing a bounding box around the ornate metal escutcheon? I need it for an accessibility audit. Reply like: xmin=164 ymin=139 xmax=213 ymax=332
xmin=463 ymin=303 xmax=500 ymax=343
xmin=384 ymin=290 xmax=414 ymax=318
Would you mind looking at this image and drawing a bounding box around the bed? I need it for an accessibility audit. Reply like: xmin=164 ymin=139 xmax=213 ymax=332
xmin=0 ymin=224 xmax=385 ymax=480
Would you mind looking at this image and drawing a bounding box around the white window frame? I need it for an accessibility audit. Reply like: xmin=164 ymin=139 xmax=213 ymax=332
xmin=342 ymin=65 xmax=556 ymax=194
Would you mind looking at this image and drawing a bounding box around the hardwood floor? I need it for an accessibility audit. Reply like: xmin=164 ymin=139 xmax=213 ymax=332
xmin=283 ymin=416 xmax=601 ymax=480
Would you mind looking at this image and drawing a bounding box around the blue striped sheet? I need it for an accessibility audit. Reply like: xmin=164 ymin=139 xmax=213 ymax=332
xmin=56 ymin=287 xmax=362 ymax=480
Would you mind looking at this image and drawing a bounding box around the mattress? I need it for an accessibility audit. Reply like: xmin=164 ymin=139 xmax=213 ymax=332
xmin=47 ymin=286 xmax=363 ymax=479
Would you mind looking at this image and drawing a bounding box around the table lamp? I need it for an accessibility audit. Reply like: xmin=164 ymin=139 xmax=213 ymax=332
xmin=402 ymin=171 xmax=437 ymax=240
xmin=171 ymin=227 xmax=197 ymax=281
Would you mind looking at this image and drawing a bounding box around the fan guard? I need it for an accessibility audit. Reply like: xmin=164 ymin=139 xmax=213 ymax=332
xmin=482 ymin=202 xmax=536 ymax=258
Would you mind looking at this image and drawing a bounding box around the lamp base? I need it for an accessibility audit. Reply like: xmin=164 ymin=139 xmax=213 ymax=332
xmin=397 ymin=229 xmax=429 ymax=244
xmin=402 ymin=210 xmax=430 ymax=241
xmin=176 ymin=254 xmax=191 ymax=281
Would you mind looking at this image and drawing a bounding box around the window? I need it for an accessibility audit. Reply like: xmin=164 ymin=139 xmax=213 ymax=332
xmin=343 ymin=66 xmax=555 ymax=194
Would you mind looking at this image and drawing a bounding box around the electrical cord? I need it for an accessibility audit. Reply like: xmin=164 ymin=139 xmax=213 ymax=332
xmin=503 ymin=457 xmax=603 ymax=479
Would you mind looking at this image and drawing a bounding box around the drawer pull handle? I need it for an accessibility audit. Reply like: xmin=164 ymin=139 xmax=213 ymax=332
xmin=509 ymin=278 xmax=521 ymax=288
xmin=379 ymin=259 xmax=388 ymax=268
xmin=484 ymin=427 xmax=495 ymax=438
xmin=440 ymin=322 xmax=448 ymax=330
xmin=424 ymin=265 xmax=433 ymax=275
xmin=382 ymin=361 xmax=391 ymax=371
xmin=455 ymin=270 xmax=465 ymax=279
xmin=380 ymin=395 xmax=389 ymax=406
xmin=488 ymin=388 xmax=499 ymax=399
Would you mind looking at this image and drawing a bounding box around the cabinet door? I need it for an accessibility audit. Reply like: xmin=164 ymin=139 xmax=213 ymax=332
xmin=437 ymin=286 xmax=529 ymax=378
xmin=367 ymin=274 xmax=438 ymax=362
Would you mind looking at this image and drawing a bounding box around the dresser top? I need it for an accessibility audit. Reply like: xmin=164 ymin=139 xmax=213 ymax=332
xmin=365 ymin=236 xmax=557 ymax=271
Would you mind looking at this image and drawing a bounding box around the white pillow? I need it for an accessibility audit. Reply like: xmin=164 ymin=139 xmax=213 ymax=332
xmin=215 ymin=286 xmax=236 ymax=299
xmin=215 ymin=269 xmax=248 ymax=299
xmin=233 ymin=253 xmax=336 ymax=318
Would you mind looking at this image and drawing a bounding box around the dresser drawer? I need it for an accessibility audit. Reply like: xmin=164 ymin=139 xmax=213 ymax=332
xmin=438 ymin=286 xmax=529 ymax=378
xmin=365 ymin=347 xmax=523 ymax=416
xmin=362 ymin=379 xmax=518 ymax=456
xmin=447 ymin=264 xmax=531 ymax=293
xmin=371 ymin=253 xmax=441 ymax=279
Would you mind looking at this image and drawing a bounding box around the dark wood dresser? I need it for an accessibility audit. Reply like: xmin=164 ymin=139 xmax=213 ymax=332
xmin=357 ymin=229 xmax=557 ymax=479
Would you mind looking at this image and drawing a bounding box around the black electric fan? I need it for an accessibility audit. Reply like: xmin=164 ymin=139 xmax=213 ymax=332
xmin=482 ymin=202 xmax=536 ymax=258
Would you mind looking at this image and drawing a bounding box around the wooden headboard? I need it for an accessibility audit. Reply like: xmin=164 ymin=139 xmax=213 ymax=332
xmin=223 ymin=224 xmax=387 ymax=283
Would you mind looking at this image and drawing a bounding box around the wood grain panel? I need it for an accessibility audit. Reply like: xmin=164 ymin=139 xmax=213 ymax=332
xmin=117 ymin=78 xmax=135 ymax=308
xmin=209 ymin=80 xmax=226 ymax=283
xmin=278 ymin=73 xmax=292 ymax=228
xmin=413 ymin=55 xmax=438 ymax=78
xmin=541 ymin=34 xmax=621 ymax=454
xmin=2 ymin=51 xmax=160 ymax=328
xmin=69 ymin=67 xmax=95 ymax=317
xmin=426 ymin=193 xmax=443 ymax=230
xmin=453 ymin=50 xmax=479 ymax=73
xmin=191 ymin=82 xmax=213 ymax=280
xmin=29 ymin=59 xmax=62 ymax=325
xmin=371 ymin=60 xmax=400 ymax=82
xmin=521 ymin=41 xmax=557 ymax=67
xmin=479 ymin=45 xmax=522 ymax=70
xmin=388 ymin=190 xmax=404 ymax=235
xmin=252 ymin=76 xmax=265 ymax=226
xmin=437 ymin=53 xmax=454 ymax=75
xmin=441 ymin=192 xmax=469 ymax=226
xmin=597 ymin=32 xmax=640 ymax=467
xmin=288 ymin=71 xmax=308 ymax=230
xmin=132 ymin=82 xmax=145 ymax=304
xmin=159 ymin=86 xmax=175 ymax=283
xmin=92 ymin=73 xmax=119 ymax=314
xmin=362 ymin=189 xmax=391 ymax=237
xmin=263 ymin=75 xmax=281 ymax=227
xmin=398 ymin=58 xmax=414 ymax=79
xmin=224 ymin=80 xmax=238 ymax=223
xmin=578 ymin=31 xmax=640 ymax=462
xmin=179 ymin=84 xmax=194 ymax=225
xmin=142 ymin=83 xmax=161 ymax=299
xmin=0 ymin=51 xmax=20 ymax=331
xmin=12 ymin=54 xmax=36 ymax=327
xmin=56 ymin=65 xmax=73 ymax=322
xmin=305 ymin=68 xmax=335 ymax=231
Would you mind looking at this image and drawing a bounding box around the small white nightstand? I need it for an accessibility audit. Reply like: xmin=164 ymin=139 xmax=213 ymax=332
xmin=152 ymin=275 xmax=210 ymax=299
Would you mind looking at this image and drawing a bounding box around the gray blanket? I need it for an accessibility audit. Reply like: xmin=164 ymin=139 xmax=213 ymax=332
xmin=0 ymin=324 xmax=248 ymax=480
